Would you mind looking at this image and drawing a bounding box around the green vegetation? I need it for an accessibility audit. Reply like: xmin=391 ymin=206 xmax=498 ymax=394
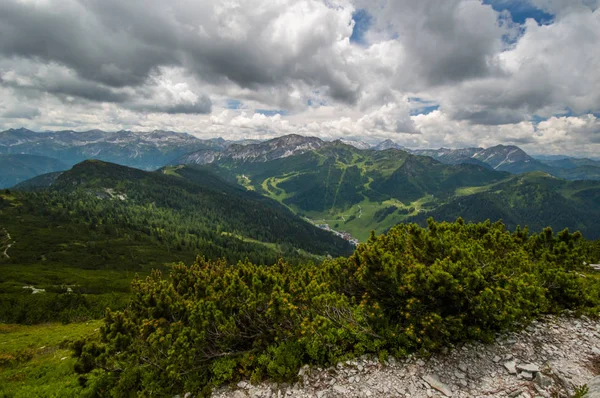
xmin=0 ymin=161 xmax=352 ymax=324
xmin=407 ymin=173 xmax=600 ymax=239
xmin=74 ymin=219 xmax=600 ymax=396
xmin=0 ymin=322 xmax=101 ymax=397
xmin=209 ymin=145 xmax=507 ymax=239
xmin=205 ymin=145 xmax=600 ymax=240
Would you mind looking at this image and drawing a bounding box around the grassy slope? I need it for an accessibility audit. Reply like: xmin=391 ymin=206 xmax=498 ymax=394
xmin=0 ymin=322 xmax=100 ymax=397
xmin=208 ymin=146 xmax=600 ymax=241
xmin=216 ymin=146 xmax=507 ymax=240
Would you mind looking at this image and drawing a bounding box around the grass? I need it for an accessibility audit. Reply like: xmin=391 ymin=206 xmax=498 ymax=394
xmin=0 ymin=321 xmax=101 ymax=397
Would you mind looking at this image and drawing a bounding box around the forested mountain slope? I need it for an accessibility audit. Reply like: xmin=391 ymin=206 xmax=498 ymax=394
xmin=1 ymin=161 xmax=352 ymax=323
xmin=406 ymin=172 xmax=600 ymax=238
xmin=176 ymin=142 xmax=600 ymax=240
xmin=179 ymin=142 xmax=508 ymax=239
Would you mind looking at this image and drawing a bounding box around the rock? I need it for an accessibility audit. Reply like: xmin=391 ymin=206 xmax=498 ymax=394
xmin=504 ymin=361 xmax=517 ymax=375
xmin=588 ymin=376 xmax=600 ymax=398
xmin=519 ymin=371 xmax=534 ymax=381
xmin=592 ymin=346 xmax=600 ymax=355
xmin=417 ymin=359 xmax=426 ymax=366
xmin=298 ymin=365 xmax=310 ymax=376
xmin=534 ymin=373 xmax=553 ymax=389
xmin=422 ymin=375 xmax=453 ymax=397
xmin=232 ymin=391 xmax=246 ymax=398
xmin=237 ymin=381 xmax=249 ymax=389
xmin=458 ymin=363 xmax=468 ymax=373
xmin=332 ymin=385 xmax=349 ymax=395
xmin=493 ymin=355 xmax=502 ymax=363
xmin=184 ymin=393 xmax=192 ymax=398
xmin=517 ymin=363 xmax=540 ymax=373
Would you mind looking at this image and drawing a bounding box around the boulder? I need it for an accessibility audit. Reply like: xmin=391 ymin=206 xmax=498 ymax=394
xmin=516 ymin=363 xmax=540 ymax=373
xmin=504 ymin=361 xmax=517 ymax=375
xmin=422 ymin=375 xmax=453 ymax=397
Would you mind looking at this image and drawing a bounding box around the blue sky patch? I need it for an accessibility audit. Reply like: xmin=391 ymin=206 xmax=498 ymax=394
xmin=484 ymin=0 xmax=554 ymax=25
xmin=410 ymin=105 xmax=439 ymax=116
xmin=408 ymin=97 xmax=440 ymax=116
xmin=226 ymin=99 xmax=242 ymax=109
xmin=256 ymin=109 xmax=287 ymax=117
xmin=350 ymin=9 xmax=372 ymax=44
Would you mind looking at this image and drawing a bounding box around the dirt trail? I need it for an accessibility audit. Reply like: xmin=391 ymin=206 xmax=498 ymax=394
xmin=1 ymin=228 xmax=14 ymax=259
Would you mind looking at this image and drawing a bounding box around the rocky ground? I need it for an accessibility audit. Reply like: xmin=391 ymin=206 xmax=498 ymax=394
xmin=210 ymin=314 xmax=600 ymax=398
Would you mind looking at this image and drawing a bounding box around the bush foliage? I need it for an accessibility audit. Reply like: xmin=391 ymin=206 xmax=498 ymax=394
xmin=75 ymin=219 xmax=600 ymax=396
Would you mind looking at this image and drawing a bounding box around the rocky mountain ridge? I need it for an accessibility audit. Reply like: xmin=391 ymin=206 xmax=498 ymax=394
xmin=0 ymin=128 xmax=220 ymax=170
xmin=176 ymin=134 xmax=325 ymax=165
xmin=4 ymin=129 xmax=600 ymax=181
xmin=209 ymin=314 xmax=600 ymax=398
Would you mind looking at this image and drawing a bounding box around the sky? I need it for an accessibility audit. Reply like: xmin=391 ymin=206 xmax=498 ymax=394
xmin=0 ymin=0 xmax=599 ymax=156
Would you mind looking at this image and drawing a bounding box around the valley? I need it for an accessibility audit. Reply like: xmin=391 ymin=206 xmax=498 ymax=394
xmin=180 ymin=138 xmax=600 ymax=241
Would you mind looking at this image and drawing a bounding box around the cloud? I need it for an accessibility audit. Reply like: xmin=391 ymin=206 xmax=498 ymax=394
xmin=2 ymin=105 xmax=40 ymax=119
xmin=0 ymin=0 xmax=599 ymax=156
xmin=435 ymin=5 xmax=600 ymax=124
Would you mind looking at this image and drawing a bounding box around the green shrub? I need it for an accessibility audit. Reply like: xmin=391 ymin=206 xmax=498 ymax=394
xmin=75 ymin=219 xmax=600 ymax=396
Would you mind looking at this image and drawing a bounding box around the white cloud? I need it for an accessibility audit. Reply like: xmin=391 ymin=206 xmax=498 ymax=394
xmin=1 ymin=0 xmax=600 ymax=156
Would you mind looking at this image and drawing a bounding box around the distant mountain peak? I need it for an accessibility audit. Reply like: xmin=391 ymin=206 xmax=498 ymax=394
xmin=177 ymin=134 xmax=324 ymax=165
xmin=337 ymin=138 xmax=371 ymax=150
xmin=374 ymin=139 xmax=408 ymax=151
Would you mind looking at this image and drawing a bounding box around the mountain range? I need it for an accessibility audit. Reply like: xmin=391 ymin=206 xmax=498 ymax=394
xmin=0 ymin=154 xmax=68 ymax=188
xmin=0 ymin=128 xmax=220 ymax=172
xmin=5 ymin=129 xmax=600 ymax=240
xmin=171 ymin=136 xmax=600 ymax=240
xmin=176 ymin=135 xmax=600 ymax=181
xmin=3 ymin=128 xmax=600 ymax=187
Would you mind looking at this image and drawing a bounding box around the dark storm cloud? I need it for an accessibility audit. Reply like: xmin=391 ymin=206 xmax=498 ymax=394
xmin=0 ymin=68 xmax=130 ymax=103
xmin=128 ymin=95 xmax=212 ymax=115
xmin=0 ymin=0 xmax=174 ymax=88
xmin=0 ymin=0 xmax=360 ymax=106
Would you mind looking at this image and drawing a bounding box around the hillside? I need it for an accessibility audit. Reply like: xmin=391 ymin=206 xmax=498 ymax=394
xmin=69 ymin=219 xmax=600 ymax=396
xmin=179 ymin=140 xmax=543 ymax=240
xmin=405 ymin=172 xmax=600 ymax=238
xmin=0 ymin=154 xmax=68 ymax=188
xmin=176 ymin=139 xmax=600 ymax=240
xmin=1 ymin=161 xmax=352 ymax=323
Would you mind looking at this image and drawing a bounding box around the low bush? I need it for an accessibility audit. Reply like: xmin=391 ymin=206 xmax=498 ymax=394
xmin=75 ymin=218 xmax=600 ymax=396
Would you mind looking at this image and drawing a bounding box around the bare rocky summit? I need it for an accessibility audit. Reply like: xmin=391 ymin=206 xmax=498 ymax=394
xmin=207 ymin=314 xmax=600 ymax=398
